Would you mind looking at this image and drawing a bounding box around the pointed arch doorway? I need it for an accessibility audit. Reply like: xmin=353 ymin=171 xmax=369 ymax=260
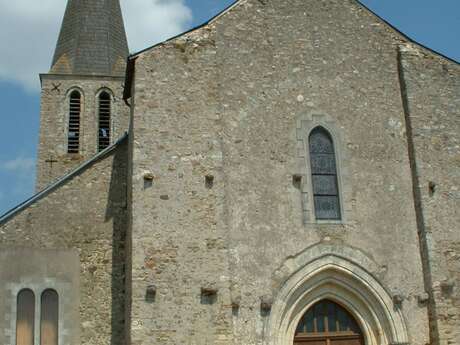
xmin=293 ymin=300 xmax=364 ymax=345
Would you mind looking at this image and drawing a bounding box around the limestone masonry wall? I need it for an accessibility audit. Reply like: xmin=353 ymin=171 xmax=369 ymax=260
xmin=128 ymin=0 xmax=439 ymax=344
xmin=2 ymin=0 xmax=458 ymax=344
xmin=0 ymin=140 xmax=128 ymax=345
xmin=0 ymin=248 xmax=80 ymax=345
xmin=37 ymin=75 xmax=129 ymax=190
xmin=401 ymin=49 xmax=460 ymax=345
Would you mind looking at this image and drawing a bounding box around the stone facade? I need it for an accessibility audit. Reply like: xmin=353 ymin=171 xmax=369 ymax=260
xmin=36 ymin=0 xmax=129 ymax=190
xmin=0 ymin=248 xmax=80 ymax=345
xmin=36 ymin=75 xmax=129 ymax=190
xmin=0 ymin=140 xmax=128 ymax=345
xmin=1 ymin=0 xmax=459 ymax=345
xmin=126 ymin=0 xmax=458 ymax=344
xmin=399 ymin=46 xmax=460 ymax=345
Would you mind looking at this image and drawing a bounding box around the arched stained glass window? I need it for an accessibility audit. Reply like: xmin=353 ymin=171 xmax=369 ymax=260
xmin=16 ymin=289 xmax=35 ymax=345
xmin=295 ymin=300 xmax=363 ymax=345
xmin=68 ymin=90 xmax=81 ymax=153
xmin=309 ymin=127 xmax=341 ymax=220
xmin=40 ymin=290 xmax=58 ymax=345
xmin=98 ymin=91 xmax=111 ymax=151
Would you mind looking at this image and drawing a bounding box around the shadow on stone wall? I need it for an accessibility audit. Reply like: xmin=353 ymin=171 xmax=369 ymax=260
xmin=105 ymin=140 xmax=128 ymax=345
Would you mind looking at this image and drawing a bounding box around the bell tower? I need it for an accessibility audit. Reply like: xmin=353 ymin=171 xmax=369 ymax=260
xmin=36 ymin=0 xmax=129 ymax=190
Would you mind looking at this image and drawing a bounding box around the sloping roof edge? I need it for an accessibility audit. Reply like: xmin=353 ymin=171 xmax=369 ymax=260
xmin=122 ymin=0 xmax=458 ymax=100
xmin=356 ymin=1 xmax=459 ymax=65
xmin=129 ymin=0 xmax=243 ymax=60
xmin=123 ymin=0 xmax=243 ymax=100
xmin=0 ymin=133 xmax=129 ymax=226
xmin=128 ymin=0 xmax=459 ymax=65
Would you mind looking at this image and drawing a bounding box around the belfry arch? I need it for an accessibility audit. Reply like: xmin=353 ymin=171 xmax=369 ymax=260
xmin=266 ymin=245 xmax=409 ymax=345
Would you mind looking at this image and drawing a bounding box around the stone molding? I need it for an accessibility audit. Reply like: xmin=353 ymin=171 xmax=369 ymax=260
xmin=266 ymin=243 xmax=409 ymax=345
xmin=4 ymin=278 xmax=73 ymax=345
xmin=295 ymin=112 xmax=353 ymax=224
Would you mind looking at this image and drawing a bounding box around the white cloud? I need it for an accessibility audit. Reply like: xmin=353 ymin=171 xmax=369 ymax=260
xmin=1 ymin=157 xmax=35 ymax=173
xmin=0 ymin=156 xmax=36 ymax=207
xmin=122 ymin=0 xmax=192 ymax=53
xmin=0 ymin=0 xmax=192 ymax=92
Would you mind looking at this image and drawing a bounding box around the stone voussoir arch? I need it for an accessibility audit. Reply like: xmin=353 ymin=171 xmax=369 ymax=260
xmin=266 ymin=243 xmax=409 ymax=345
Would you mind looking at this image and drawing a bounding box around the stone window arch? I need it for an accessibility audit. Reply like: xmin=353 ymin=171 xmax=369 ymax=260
xmin=295 ymin=113 xmax=352 ymax=223
xmin=267 ymin=249 xmax=409 ymax=345
xmin=16 ymin=289 xmax=35 ymax=345
xmin=308 ymin=127 xmax=341 ymax=220
xmin=67 ymin=90 xmax=81 ymax=154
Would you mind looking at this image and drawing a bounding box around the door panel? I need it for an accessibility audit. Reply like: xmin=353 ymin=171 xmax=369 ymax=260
xmin=294 ymin=338 xmax=362 ymax=345
xmin=294 ymin=340 xmax=327 ymax=345
xmin=330 ymin=339 xmax=362 ymax=345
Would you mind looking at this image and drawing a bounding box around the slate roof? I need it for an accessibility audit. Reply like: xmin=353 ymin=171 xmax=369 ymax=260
xmin=51 ymin=0 xmax=129 ymax=76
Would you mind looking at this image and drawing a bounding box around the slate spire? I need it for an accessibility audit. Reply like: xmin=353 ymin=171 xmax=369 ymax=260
xmin=51 ymin=0 xmax=129 ymax=76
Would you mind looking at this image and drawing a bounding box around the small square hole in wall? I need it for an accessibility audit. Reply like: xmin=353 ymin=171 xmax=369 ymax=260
xmin=232 ymin=303 xmax=240 ymax=317
xmin=260 ymin=295 xmax=273 ymax=317
xmin=441 ymin=280 xmax=454 ymax=297
xmin=429 ymin=181 xmax=436 ymax=197
xmin=293 ymin=174 xmax=302 ymax=189
xmin=201 ymin=288 xmax=217 ymax=305
xmin=143 ymin=172 xmax=154 ymax=189
xmin=205 ymin=175 xmax=214 ymax=189
xmin=145 ymin=285 xmax=156 ymax=303
xmin=260 ymin=303 xmax=271 ymax=317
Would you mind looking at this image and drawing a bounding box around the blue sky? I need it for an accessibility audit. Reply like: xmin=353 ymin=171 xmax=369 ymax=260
xmin=0 ymin=0 xmax=459 ymax=215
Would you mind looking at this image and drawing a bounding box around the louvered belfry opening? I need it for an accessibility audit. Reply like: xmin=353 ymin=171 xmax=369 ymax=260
xmin=294 ymin=300 xmax=363 ymax=345
xmin=309 ymin=127 xmax=341 ymax=220
xmin=98 ymin=91 xmax=111 ymax=151
xmin=68 ymin=90 xmax=81 ymax=153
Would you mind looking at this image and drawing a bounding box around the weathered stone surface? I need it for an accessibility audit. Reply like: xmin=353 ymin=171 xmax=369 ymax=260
xmin=1 ymin=0 xmax=459 ymax=344
xmin=36 ymin=75 xmax=129 ymax=190
xmin=0 ymin=248 xmax=80 ymax=345
xmin=400 ymin=46 xmax=460 ymax=345
xmin=125 ymin=0 xmax=456 ymax=344
xmin=0 ymin=140 xmax=128 ymax=345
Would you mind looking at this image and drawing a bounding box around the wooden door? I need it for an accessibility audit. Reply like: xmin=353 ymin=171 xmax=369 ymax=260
xmin=293 ymin=300 xmax=364 ymax=345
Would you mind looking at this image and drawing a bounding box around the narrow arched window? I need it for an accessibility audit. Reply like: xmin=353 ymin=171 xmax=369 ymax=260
xmin=16 ymin=289 xmax=35 ymax=345
xmin=98 ymin=91 xmax=111 ymax=151
xmin=68 ymin=90 xmax=81 ymax=153
xmin=309 ymin=127 xmax=341 ymax=220
xmin=40 ymin=290 xmax=58 ymax=345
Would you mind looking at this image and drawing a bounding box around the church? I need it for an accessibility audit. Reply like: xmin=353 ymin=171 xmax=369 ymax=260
xmin=0 ymin=0 xmax=459 ymax=344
